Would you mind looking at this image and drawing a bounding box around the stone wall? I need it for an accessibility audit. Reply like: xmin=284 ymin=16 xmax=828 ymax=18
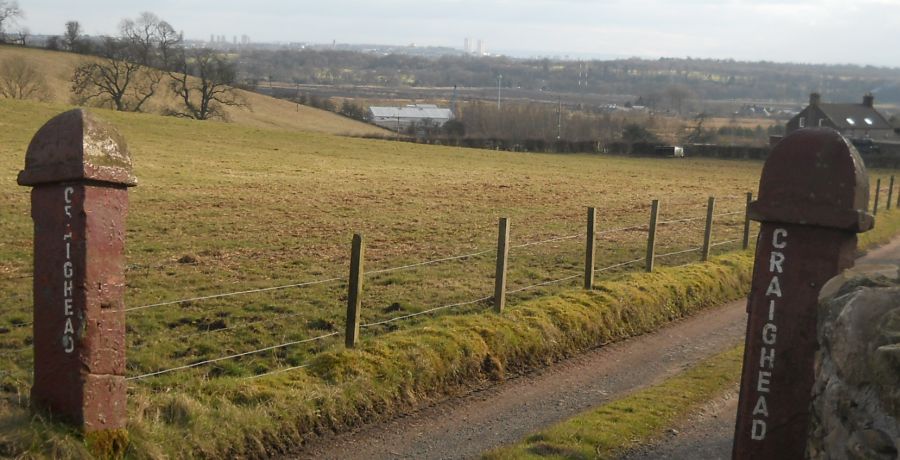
xmin=807 ymin=265 xmax=900 ymax=459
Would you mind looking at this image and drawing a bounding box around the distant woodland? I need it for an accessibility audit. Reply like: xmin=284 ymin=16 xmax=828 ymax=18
xmin=235 ymin=49 xmax=900 ymax=104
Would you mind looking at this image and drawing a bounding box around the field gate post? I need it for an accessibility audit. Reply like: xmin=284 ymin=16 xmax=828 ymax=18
xmin=584 ymin=207 xmax=596 ymax=290
xmin=345 ymin=233 xmax=364 ymax=348
xmin=873 ymin=177 xmax=881 ymax=215
xmin=701 ymin=196 xmax=716 ymax=261
xmin=888 ymin=175 xmax=894 ymax=210
xmin=493 ymin=217 xmax=510 ymax=313
xmin=645 ymin=200 xmax=659 ymax=272
xmin=742 ymin=192 xmax=753 ymax=250
xmin=17 ymin=109 xmax=136 ymax=435
xmin=732 ymin=129 xmax=873 ymax=459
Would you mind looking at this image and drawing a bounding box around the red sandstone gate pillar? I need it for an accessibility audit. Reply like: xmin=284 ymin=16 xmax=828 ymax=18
xmin=17 ymin=109 xmax=136 ymax=433
xmin=732 ymin=129 xmax=873 ymax=459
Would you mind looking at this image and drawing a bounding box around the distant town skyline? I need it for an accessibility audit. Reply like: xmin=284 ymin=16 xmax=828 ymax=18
xmin=13 ymin=0 xmax=900 ymax=67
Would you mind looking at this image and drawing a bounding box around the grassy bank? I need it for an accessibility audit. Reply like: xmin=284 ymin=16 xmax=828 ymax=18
xmin=2 ymin=252 xmax=753 ymax=458
xmin=483 ymin=346 xmax=745 ymax=460
xmin=482 ymin=207 xmax=900 ymax=460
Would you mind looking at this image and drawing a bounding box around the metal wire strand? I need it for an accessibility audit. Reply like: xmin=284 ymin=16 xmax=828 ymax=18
xmin=360 ymin=296 xmax=493 ymax=328
xmin=244 ymin=363 xmax=312 ymax=380
xmin=125 ymin=331 xmax=341 ymax=381
xmin=656 ymin=247 xmax=703 ymax=259
xmin=367 ymin=248 xmax=493 ymax=276
xmin=508 ymin=273 xmax=582 ymax=294
xmin=595 ymin=257 xmax=645 ymax=273
xmin=597 ymin=224 xmax=647 ymax=235
xmin=510 ymin=234 xmax=581 ymax=250
xmin=125 ymin=276 xmax=344 ymax=313
xmin=657 ymin=215 xmax=705 ymax=225
xmin=711 ymin=239 xmax=741 ymax=247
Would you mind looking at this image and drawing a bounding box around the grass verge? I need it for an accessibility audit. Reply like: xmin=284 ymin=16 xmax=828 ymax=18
xmin=482 ymin=207 xmax=900 ymax=460
xmin=1 ymin=252 xmax=753 ymax=458
xmin=483 ymin=346 xmax=744 ymax=460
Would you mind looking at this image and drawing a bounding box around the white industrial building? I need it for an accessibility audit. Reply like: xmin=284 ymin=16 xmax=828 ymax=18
xmin=368 ymin=104 xmax=454 ymax=132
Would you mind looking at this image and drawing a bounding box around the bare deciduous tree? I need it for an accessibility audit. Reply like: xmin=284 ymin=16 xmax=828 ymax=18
xmin=71 ymin=37 xmax=161 ymax=112
xmin=167 ymin=48 xmax=245 ymax=120
xmin=0 ymin=56 xmax=49 ymax=100
xmin=120 ymin=12 xmax=180 ymax=68
xmin=0 ymin=0 xmax=22 ymax=43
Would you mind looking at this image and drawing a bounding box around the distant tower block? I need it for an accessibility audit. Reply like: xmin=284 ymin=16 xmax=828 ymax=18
xmin=477 ymin=39 xmax=486 ymax=56
xmin=464 ymin=37 xmax=472 ymax=54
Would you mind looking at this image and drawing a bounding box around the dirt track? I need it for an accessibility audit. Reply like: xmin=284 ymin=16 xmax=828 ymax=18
xmin=288 ymin=237 xmax=900 ymax=460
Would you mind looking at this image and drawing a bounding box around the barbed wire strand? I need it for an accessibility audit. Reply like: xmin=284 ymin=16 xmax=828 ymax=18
xmin=129 ymin=309 xmax=314 ymax=351
xmin=508 ymin=273 xmax=582 ymax=294
xmin=657 ymin=215 xmax=705 ymax=225
xmin=595 ymin=257 xmax=645 ymax=273
xmin=656 ymin=247 xmax=703 ymax=259
xmin=360 ymin=295 xmax=493 ymax=328
xmin=711 ymin=239 xmax=741 ymax=247
xmin=367 ymin=248 xmax=493 ymax=276
xmin=511 ymin=233 xmax=581 ymax=250
xmin=125 ymin=276 xmax=344 ymax=313
xmin=125 ymin=331 xmax=340 ymax=381
xmin=597 ymin=224 xmax=646 ymax=235
xmin=245 ymin=363 xmax=312 ymax=380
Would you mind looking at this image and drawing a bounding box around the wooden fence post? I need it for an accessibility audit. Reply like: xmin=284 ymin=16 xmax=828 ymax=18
xmin=345 ymin=233 xmax=364 ymax=348
xmin=494 ymin=217 xmax=510 ymax=313
xmin=584 ymin=207 xmax=596 ymax=290
xmin=702 ymin=196 xmax=716 ymax=261
xmin=645 ymin=200 xmax=659 ymax=272
xmin=873 ymin=178 xmax=881 ymax=215
xmin=742 ymin=192 xmax=753 ymax=250
xmin=17 ymin=110 xmax=135 ymax=437
xmin=888 ymin=175 xmax=895 ymax=210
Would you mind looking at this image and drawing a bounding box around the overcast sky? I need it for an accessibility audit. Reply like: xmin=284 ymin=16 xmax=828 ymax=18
xmin=14 ymin=0 xmax=900 ymax=66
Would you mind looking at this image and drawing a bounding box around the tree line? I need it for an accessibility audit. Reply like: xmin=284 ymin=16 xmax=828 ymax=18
xmin=234 ymin=48 xmax=900 ymax=105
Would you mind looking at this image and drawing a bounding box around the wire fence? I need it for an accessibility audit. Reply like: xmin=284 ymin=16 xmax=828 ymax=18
xmin=2 ymin=195 xmax=756 ymax=384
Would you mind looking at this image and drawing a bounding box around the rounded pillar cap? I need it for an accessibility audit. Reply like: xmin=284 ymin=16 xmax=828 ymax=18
xmin=17 ymin=109 xmax=137 ymax=187
xmin=749 ymin=128 xmax=872 ymax=232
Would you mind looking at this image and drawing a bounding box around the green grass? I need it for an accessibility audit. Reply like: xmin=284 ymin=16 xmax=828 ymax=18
xmin=483 ymin=346 xmax=745 ymax=460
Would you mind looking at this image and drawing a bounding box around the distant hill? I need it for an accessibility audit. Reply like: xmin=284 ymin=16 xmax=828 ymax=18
xmin=0 ymin=45 xmax=389 ymax=136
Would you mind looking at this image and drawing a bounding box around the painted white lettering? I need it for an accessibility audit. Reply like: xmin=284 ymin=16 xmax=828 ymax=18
xmin=64 ymin=186 xmax=74 ymax=203
xmin=63 ymin=261 xmax=73 ymax=279
xmin=751 ymin=419 xmax=767 ymax=440
xmin=62 ymin=334 xmax=74 ymax=353
xmin=757 ymin=371 xmax=771 ymax=392
xmin=65 ymin=241 xmax=71 ymax=259
xmin=63 ymin=317 xmax=74 ymax=334
xmin=762 ymin=324 xmax=777 ymax=345
xmin=768 ymin=300 xmax=775 ymax=321
xmin=752 ymin=395 xmax=769 ymax=417
xmin=63 ymin=279 xmax=73 ymax=297
xmin=64 ymin=205 xmax=72 ymax=218
xmin=64 ymin=298 xmax=73 ymax=315
xmin=63 ymin=232 xmax=72 ymax=241
xmin=759 ymin=347 xmax=775 ymax=368
xmin=769 ymin=251 xmax=785 ymax=273
xmin=766 ymin=276 xmax=782 ymax=297
xmin=772 ymin=228 xmax=788 ymax=248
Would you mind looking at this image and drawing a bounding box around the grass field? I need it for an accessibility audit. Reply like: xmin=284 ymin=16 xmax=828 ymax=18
xmin=1 ymin=83 xmax=897 ymax=456
xmin=0 ymin=96 xmax=766 ymax=384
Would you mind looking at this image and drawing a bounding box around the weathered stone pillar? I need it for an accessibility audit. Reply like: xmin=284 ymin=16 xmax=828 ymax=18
xmin=732 ymin=129 xmax=873 ymax=459
xmin=17 ymin=109 xmax=136 ymax=433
